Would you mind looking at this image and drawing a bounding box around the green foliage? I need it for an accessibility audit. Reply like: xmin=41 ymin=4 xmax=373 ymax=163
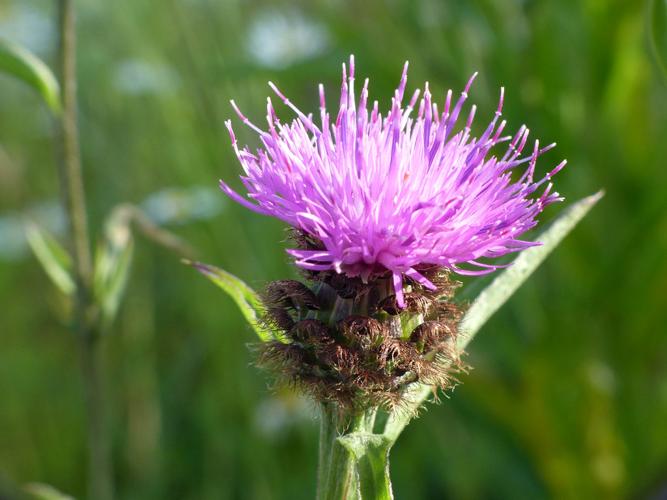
xmin=0 ymin=39 xmax=61 ymax=113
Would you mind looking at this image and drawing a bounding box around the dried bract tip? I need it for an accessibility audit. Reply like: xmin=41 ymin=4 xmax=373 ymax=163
xmin=338 ymin=316 xmax=386 ymax=349
xmin=409 ymin=321 xmax=456 ymax=353
xmin=264 ymin=280 xmax=320 ymax=310
xmin=263 ymin=307 xmax=295 ymax=332
xmin=288 ymin=319 xmax=330 ymax=344
xmin=378 ymin=293 xmax=433 ymax=316
xmin=410 ymin=267 xmax=462 ymax=300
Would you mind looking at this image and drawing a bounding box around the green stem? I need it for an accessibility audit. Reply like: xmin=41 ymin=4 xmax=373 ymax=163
xmin=57 ymin=2 xmax=113 ymax=499
xmin=317 ymin=405 xmax=377 ymax=500
xmin=353 ymin=439 xmax=393 ymax=500
xmin=317 ymin=404 xmax=357 ymax=500
xmin=317 ymin=404 xmax=336 ymax=498
xmin=79 ymin=331 xmax=113 ymax=500
xmin=58 ymin=0 xmax=91 ymax=284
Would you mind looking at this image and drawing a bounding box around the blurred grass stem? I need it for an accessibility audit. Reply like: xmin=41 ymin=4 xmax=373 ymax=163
xmin=57 ymin=1 xmax=113 ymax=499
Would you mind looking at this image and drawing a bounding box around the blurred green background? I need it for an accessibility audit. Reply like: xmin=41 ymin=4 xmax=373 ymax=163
xmin=1 ymin=0 xmax=666 ymax=498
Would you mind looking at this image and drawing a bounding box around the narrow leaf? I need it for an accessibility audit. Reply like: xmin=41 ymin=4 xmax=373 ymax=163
xmin=458 ymin=190 xmax=604 ymax=347
xmin=0 ymin=39 xmax=61 ymax=113
xmin=186 ymin=260 xmax=276 ymax=342
xmin=650 ymin=0 xmax=667 ymax=80
xmin=25 ymin=222 xmax=75 ymax=295
xmin=24 ymin=483 xmax=75 ymax=500
xmin=384 ymin=191 xmax=604 ymax=442
xmin=94 ymin=208 xmax=137 ymax=326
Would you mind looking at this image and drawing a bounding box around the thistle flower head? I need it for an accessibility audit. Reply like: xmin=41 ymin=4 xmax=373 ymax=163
xmin=221 ymin=56 xmax=565 ymax=306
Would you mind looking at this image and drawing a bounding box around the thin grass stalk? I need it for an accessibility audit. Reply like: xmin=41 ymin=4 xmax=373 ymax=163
xmin=57 ymin=1 xmax=113 ymax=499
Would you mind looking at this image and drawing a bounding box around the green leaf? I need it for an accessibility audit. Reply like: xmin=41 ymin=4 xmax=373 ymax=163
xmin=0 ymin=39 xmax=61 ymax=113
xmin=24 ymin=483 xmax=75 ymax=500
xmin=25 ymin=222 xmax=76 ymax=296
xmin=338 ymin=433 xmax=393 ymax=500
xmin=94 ymin=211 xmax=134 ymax=327
xmin=458 ymin=190 xmax=604 ymax=347
xmin=186 ymin=260 xmax=277 ymax=342
xmin=383 ymin=191 xmax=604 ymax=442
xmin=651 ymin=0 xmax=667 ymax=80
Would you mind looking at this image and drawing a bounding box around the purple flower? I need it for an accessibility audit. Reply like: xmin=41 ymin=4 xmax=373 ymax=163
xmin=220 ymin=56 xmax=565 ymax=307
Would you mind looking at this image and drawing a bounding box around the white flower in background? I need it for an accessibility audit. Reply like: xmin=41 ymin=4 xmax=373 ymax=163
xmin=113 ymin=58 xmax=180 ymax=96
xmin=246 ymin=8 xmax=330 ymax=69
xmin=141 ymin=186 xmax=224 ymax=225
xmin=0 ymin=4 xmax=54 ymax=55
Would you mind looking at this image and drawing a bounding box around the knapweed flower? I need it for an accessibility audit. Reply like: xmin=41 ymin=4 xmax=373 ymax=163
xmin=220 ymin=57 xmax=565 ymax=408
xmin=220 ymin=56 xmax=565 ymax=307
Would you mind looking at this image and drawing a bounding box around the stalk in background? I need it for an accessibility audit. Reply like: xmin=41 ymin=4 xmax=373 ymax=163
xmin=57 ymin=1 xmax=113 ymax=499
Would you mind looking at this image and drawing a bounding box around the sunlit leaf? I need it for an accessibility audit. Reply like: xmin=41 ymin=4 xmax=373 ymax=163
xmin=24 ymin=483 xmax=75 ymax=500
xmin=458 ymin=190 xmax=604 ymax=346
xmin=0 ymin=39 xmax=61 ymax=113
xmin=383 ymin=191 xmax=604 ymax=442
xmin=25 ymin=222 xmax=75 ymax=296
xmin=186 ymin=260 xmax=277 ymax=342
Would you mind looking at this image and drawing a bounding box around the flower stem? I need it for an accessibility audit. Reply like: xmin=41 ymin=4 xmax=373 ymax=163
xmin=57 ymin=1 xmax=113 ymax=499
xmin=79 ymin=330 xmax=113 ymax=500
xmin=351 ymin=437 xmax=393 ymax=500
xmin=317 ymin=404 xmax=356 ymax=500
xmin=317 ymin=404 xmax=379 ymax=500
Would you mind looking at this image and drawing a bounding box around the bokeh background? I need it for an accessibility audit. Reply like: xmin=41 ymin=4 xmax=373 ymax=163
xmin=1 ymin=0 xmax=666 ymax=498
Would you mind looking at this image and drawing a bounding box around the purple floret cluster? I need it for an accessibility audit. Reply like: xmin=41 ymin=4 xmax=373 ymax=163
xmin=220 ymin=56 xmax=565 ymax=306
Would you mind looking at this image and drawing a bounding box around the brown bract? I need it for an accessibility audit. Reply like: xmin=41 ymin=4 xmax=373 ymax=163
xmin=255 ymin=264 xmax=467 ymax=411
